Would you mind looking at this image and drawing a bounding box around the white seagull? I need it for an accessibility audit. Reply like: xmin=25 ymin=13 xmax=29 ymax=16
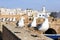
xmin=3 ymin=18 xmax=5 ymax=22
xmin=37 ymin=17 xmax=49 ymax=32
xmin=13 ymin=17 xmax=16 ymax=21
xmin=18 ymin=17 xmax=25 ymax=27
xmin=31 ymin=17 xmax=37 ymax=27
xmin=6 ymin=18 xmax=10 ymax=21
xmin=9 ymin=18 xmax=12 ymax=21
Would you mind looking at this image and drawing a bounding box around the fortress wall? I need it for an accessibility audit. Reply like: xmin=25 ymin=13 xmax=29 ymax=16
xmin=2 ymin=25 xmax=21 ymax=40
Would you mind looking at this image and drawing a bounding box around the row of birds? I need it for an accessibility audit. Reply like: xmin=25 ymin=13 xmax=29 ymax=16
xmin=0 ymin=17 xmax=16 ymax=22
xmin=17 ymin=15 xmax=49 ymax=32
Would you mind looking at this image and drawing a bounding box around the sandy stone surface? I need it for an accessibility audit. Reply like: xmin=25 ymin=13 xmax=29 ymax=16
xmin=3 ymin=23 xmax=53 ymax=40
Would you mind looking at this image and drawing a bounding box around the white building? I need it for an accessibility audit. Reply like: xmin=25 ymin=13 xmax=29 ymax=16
xmin=0 ymin=7 xmax=51 ymax=17
xmin=0 ymin=8 xmax=7 ymax=15
xmin=9 ymin=9 xmax=17 ymax=15
xmin=5 ymin=9 xmax=11 ymax=15
xmin=24 ymin=9 xmax=33 ymax=16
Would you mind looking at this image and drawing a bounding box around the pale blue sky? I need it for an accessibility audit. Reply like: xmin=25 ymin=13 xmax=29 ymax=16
xmin=0 ymin=0 xmax=60 ymax=11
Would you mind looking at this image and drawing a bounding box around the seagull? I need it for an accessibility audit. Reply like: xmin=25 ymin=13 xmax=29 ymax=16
xmin=31 ymin=17 xmax=37 ymax=27
xmin=34 ymin=13 xmax=49 ymax=32
xmin=13 ymin=17 xmax=16 ymax=21
xmin=37 ymin=18 xmax=49 ymax=32
xmin=18 ymin=17 xmax=25 ymax=27
xmin=3 ymin=18 xmax=5 ymax=22
xmin=28 ymin=17 xmax=38 ymax=27
xmin=9 ymin=18 xmax=12 ymax=22
xmin=6 ymin=18 xmax=10 ymax=21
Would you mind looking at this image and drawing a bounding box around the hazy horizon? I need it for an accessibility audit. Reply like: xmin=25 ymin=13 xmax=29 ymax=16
xmin=0 ymin=0 xmax=60 ymax=12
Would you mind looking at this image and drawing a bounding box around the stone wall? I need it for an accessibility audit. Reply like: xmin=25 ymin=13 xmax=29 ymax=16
xmin=2 ymin=25 xmax=21 ymax=40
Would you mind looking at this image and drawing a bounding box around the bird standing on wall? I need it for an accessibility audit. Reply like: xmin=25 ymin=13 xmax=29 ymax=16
xmin=34 ymin=6 xmax=50 ymax=32
xmin=13 ymin=17 xmax=16 ymax=21
xmin=31 ymin=17 xmax=37 ymax=27
xmin=9 ymin=18 xmax=12 ymax=22
xmin=3 ymin=18 xmax=5 ymax=22
xmin=6 ymin=18 xmax=10 ymax=21
xmin=37 ymin=17 xmax=49 ymax=32
xmin=18 ymin=17 xmax=25 ymax=27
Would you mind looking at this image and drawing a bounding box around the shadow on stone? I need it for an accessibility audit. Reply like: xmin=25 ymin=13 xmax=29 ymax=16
xmin=44 ymin=28 xmax=57 ymax=34
xmin=0 ymin=31 xmax=2 ymax=40
xmin=44 ymin=28 xmax=58 ymax=40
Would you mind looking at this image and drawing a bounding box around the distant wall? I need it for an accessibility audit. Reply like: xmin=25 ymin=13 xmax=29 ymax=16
xmin=50 ymin=12 xmax=60 ymax=18
xmin=2 ymin=25 xmax=21 ymax=40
